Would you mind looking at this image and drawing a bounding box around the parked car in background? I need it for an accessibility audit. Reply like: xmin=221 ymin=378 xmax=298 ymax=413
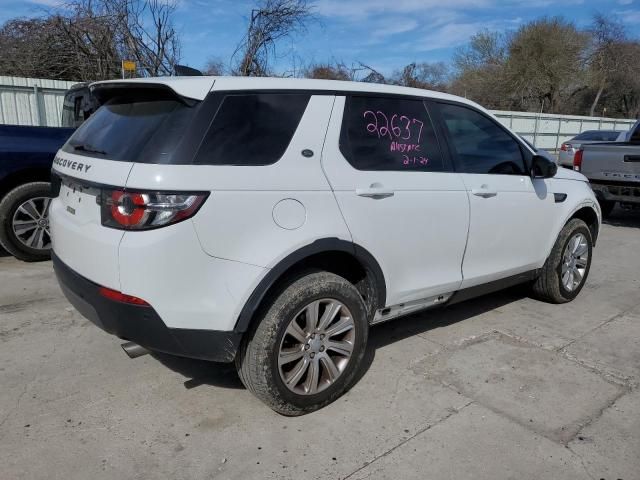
xmin=574 ymin=120 xmax=640 ymax=217
xmin=559 ymin=130 xmax=626 ymax=168
xmin=51 ymin=76 xmax=600 ymax=415
xmin=0 ymin=83 xmax=96 ymax=261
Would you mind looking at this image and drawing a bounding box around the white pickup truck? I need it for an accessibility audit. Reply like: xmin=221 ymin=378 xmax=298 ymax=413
xmin=575 ymin=120 xmax=640 ymax=217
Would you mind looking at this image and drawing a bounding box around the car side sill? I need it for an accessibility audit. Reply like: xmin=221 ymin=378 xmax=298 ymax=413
xmin=372 ymin=293 xmax=453 ymax=325
xmin=371 ymin=269 xmax=539 ymax=325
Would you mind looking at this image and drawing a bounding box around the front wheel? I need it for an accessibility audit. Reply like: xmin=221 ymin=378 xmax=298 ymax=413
xmin=0 ymin=182 xmax=52 ymax=262
xmin=236 ymin=271 xmax=368 ymax=416
xmin=532 ymin=218 xmax=593 ymax=303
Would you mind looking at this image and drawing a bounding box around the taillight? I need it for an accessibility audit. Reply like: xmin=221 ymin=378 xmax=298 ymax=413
xmin=101 ymin=189 xmax=208 ymax=230
xmin=560 ymin=143 xmax=569 ymax=151
xmin=573 ymin=149 xmax=583 ymax=172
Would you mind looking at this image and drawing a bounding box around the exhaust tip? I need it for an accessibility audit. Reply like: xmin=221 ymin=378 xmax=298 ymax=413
xmin=121 ymin=341 xmax=150 ymax=359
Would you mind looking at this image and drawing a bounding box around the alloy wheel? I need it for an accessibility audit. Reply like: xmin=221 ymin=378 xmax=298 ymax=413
xmin=278 ymin=299 xmax=355 ymax=395
xmin=11 ymin=197 xmax=52 ymax=251
xmin=561 ymin=232 xmax=589 ymax=292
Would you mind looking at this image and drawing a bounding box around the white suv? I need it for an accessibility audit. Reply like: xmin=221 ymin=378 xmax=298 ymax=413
xmin=50 ymin=77 xmax=600 ymax=415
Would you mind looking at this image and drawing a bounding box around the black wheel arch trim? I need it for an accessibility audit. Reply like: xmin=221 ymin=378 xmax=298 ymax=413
xmin=233 ymin=238 xmax=386 ymax=333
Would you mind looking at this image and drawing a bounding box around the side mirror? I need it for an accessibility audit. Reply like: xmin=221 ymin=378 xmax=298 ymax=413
xmin=531 ymin=155 xmax=557 ymax=179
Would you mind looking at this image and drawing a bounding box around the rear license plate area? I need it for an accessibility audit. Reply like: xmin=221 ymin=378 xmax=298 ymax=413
xmin=59 ymin=179 xmax=100 ymax=220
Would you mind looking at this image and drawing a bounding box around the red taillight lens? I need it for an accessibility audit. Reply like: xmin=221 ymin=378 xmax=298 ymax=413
xmin=110 ymin=191 xmax=148 ymax=227
xmin=573 ymin=149 xmax=583 ymax=171
xmin=101 ymin=189 xmax=208 ymax=230
xmin=99 ymin=286 xmax=150 ymax=306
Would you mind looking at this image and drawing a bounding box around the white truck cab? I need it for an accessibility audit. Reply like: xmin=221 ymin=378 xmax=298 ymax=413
xmin=50 ymin=77 xmax=601 ymax=415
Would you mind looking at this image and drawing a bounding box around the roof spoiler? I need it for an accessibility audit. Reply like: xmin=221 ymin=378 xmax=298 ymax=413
xmin=89 ymin=82 xmax=199 ymax=107
xmin=174 ymin=65 xmax=203 ymax=76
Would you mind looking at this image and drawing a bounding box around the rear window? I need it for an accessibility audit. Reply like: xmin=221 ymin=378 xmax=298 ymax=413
xmin=573 ymin=131 xmax=620 ymax=141
xmin=62 ymin=95 xmax=199 ymax=163
xmin=601 ymin=131 xmax=622 ymax=141
xmin=573 ymin=131 xmax=598 ymax=141
xmin=194 ymin=93 xmax=310 ymax=166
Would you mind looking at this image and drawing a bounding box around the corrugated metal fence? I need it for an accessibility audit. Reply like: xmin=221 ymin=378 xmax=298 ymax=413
xmin=1 ymin=76 xmax=638 ymax=149
xmin=0 ymin=76 xmax=78 ymax=127
xmin=492 ymin=110 xmax=637 ymax=152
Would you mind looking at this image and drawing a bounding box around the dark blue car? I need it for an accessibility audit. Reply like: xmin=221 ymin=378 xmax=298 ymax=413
xmin=0 ymin=84 xmax=96 ymax=261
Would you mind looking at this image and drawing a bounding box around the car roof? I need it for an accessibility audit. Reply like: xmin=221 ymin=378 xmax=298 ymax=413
xmin=91 ymin=75 xmax=487 ymax=111
xmin=573 ymin=129 xmax=622 ymax=137
xmin=589 ymin=129 xmax=621 ymax=134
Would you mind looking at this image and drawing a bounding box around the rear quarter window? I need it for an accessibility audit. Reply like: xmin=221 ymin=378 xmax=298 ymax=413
xmin=339 ymin=96 xmax=446 ymax=172
xmin=573 ymin=131 xmax=601 ymax=141
xmin=194 ymin=93 xmax=310 ymax=166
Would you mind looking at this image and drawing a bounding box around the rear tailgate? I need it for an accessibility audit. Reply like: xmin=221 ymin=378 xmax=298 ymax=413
xmin=581 ymin=143 xmax=640 ymax=183
xmin=51 ymin=152 xmax=134 ymax=289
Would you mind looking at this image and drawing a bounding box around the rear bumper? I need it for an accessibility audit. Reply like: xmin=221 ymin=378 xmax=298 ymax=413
xmin=590 ymin=181 xmax=640 ymax=204
xmin=52 ymin=251 xmax=241 ymax=362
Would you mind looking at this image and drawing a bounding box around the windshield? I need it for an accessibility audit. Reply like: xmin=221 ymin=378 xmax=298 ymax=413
xmin=62 ymin=95 xmax=200 ymax=163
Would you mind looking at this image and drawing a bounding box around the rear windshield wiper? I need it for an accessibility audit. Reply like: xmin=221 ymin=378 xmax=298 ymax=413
xmin=72 ymin=143 xmax=107 ymax=155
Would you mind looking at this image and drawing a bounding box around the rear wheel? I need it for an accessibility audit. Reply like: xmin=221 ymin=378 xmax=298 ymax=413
xmin=532 ymin=218 xmax=592 ymax=303
xmin=0 ymin=182 xmax=52 ymax=262
xmin=236 ymin=271 xmax=368 ymax=416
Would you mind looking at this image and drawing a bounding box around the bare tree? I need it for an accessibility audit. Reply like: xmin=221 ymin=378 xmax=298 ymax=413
xmin=303 ymin=60 xmax=351 ymax=80
xmin=587 ymin=14 xmax=628 ymax=116
xmin=450 ymin=31 xmax=509 ymax=108
xmin=68 ymin=0 xmax=180 ymax=77
xmin=391 ymin=62 xmax=450 ymax=91
xmin=121 ymin=0 xmax=181 ymax=76
xmin=352 ymin=62 xmax=386 ymax=84
xmin=54 ymin=5 xmax=123 ymax=80
xmin=0 ymin=0 xmax=182 ymax=81
xmin=454 ymin=30 xmax=506 ymax=70
xmin=203 ymin=57 xmax=226 ymax=76
xmin=234 ymin=0 xmax=314 ymax=76
xmin=504 ymin=17 xmax=588 ymax=113
xmin=0 ymin=17 xmax=81 ymax=80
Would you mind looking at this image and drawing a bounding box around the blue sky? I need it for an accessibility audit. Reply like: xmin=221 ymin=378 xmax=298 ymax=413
xmin=2 ymin=0 xmax=640 ymax=75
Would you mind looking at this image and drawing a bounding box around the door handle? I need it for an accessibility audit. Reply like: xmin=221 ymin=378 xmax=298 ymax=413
xmin=356 ymin=186 xmax=395 ymax=198
xmin=471 ymin=185 xmax=497 ymax=198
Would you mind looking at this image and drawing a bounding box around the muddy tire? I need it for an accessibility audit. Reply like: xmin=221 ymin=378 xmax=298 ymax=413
xmin=236 ymin=270 xmax=368 ymax=416
xmin=532 ymin=218 xmax=592 ymax=304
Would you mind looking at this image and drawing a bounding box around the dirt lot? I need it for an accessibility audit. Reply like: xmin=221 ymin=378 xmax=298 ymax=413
xmin=1 ymin=209 xmax=639 ymax=480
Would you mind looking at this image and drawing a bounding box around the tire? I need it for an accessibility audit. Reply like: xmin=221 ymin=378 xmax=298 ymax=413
xmin=0 ymin=182 xmax=52 ymax=262
xmin=598 ymin=199 xmax=615 ymax=219
xmin=532 ymin=218 xmax=593 ymax=304
xmin=236 ymin=270 xmax=369 ymax=416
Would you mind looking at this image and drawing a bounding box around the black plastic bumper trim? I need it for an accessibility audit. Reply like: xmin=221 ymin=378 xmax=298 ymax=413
xmin=52 ymin=251 xmax=241 ymax=362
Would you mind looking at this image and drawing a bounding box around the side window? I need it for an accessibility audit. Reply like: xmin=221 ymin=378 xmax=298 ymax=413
xmin=195 ymin=93 xmax=310 ymax=166
xmin=438 ymin=103 xmax=526 ymax=175
xmin=340 ymin=96 xmax=446 ymax=172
